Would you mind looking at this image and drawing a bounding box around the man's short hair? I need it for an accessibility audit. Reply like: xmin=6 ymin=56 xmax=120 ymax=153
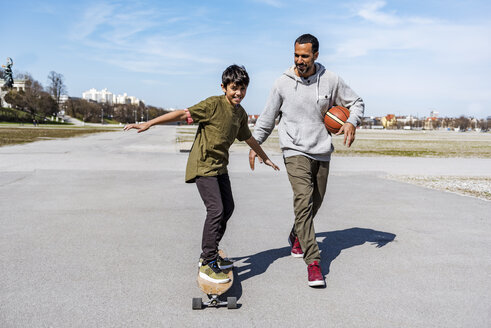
xmin=222 ymin=65 xmax=250 ymax=88
xmin=295 ymin=34 xmax=319 ymax=53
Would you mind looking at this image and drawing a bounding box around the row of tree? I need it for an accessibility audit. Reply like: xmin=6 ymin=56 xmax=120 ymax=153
xmin=64 ymin=98 xmax=169 ymax=124
xmin=362 ymin=116 xmax=490 ymax=131
xmin=1 ymin=69 xmax=170 ymax=124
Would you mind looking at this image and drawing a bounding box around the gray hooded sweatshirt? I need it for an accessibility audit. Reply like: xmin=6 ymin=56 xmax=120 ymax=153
xmin=253 ymin=63 xmax=365 ymax=161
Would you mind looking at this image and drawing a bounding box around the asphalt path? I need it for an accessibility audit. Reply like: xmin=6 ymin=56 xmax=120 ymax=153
xmin=1 ymin=126 xmax=490 ymax=327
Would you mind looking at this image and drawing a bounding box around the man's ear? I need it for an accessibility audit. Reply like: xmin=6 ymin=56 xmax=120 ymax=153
xmin=221 ymin=83 xmax=226 ymax=93
xmin=313 ymin=52 xmax=319 ymax=61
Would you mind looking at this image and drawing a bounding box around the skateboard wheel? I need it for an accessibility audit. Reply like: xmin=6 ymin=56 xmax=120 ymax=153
xmin=227 ymin=297 xmax=237 ymax=309
xmin=192 ymin=297 xmax=202 ymax=310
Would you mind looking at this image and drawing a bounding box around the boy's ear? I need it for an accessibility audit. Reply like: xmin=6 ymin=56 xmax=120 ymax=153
xmin=221 ymin=83 xmax=227 ymax=93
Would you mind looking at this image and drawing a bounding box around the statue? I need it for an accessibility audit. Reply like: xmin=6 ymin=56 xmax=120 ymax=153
xmin=2 ymin=57 xmax=14 ymax=89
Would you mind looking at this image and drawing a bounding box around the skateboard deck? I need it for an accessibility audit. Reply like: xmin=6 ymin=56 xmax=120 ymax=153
xmin=193 ymin=250 xmax=237 ymax=309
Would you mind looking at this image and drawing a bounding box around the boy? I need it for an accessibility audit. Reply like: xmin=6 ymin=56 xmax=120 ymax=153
xmin=124 ymin=65 xmax=279 ymax=284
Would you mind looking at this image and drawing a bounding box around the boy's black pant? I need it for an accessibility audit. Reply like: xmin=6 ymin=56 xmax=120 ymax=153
xmin=195 ymin=174 xmax=234 ymax=262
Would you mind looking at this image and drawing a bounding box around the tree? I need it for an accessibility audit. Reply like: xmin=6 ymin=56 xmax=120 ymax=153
xmin=4 ymin=90 xmax=27 ymax=109
xmin=65 ymin=98 xmax=102 ymax=123
xmin=47 ymin=71 xmax=66 ymax=105
xmin=455 ymin=116 xmax=470 ymax=131
xmin=38 ymin=92 xmax=58 ymax=117
xmin=23 ymin=74 xmax=45 ymax=117
xmin=4 ymin=73 xmax=59 ymax=120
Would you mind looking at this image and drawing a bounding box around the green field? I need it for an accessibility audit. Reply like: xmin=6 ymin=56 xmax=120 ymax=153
xmin=3 ymin=125 xmax=491 ymax=159
xmin=0 ymin=126 xmax=119 ymax=147
xmin=177 ymin=126 xmax=491 ymax=158
xmin=331 ymin=130 xmax=491 ymax=158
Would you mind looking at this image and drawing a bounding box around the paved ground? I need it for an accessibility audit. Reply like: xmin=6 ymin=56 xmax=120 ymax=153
xmin=1 ymin=126 xmax=490 ymax=327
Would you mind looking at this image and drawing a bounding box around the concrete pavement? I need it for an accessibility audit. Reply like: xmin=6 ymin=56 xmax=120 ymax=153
xmin=0 ymin=126 xmax=490 ymax=327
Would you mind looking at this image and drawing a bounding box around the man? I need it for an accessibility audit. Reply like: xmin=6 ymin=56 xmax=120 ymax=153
xmin=249 ymin=34 xmax=364 ymax=287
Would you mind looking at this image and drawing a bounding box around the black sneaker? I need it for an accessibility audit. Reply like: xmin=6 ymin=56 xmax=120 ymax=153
xmin=199 ymin=256 xmax=233 ymax=269
xmin=217 ymin=255 xmax=233 ymax=269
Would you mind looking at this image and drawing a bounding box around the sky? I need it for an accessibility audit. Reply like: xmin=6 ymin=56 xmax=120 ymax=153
xmin=2 ymin=0 xmax=490 ymax=118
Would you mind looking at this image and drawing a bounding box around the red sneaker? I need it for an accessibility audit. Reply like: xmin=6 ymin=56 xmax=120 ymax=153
xmin=289 ymin=236 xmax=304 ymax=258
xmin=307 ymin=261 xmax=325 ymax=287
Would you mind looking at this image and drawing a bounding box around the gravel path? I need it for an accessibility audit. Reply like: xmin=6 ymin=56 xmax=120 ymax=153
xmin=386 ymin=175 xmax=491 ymax=201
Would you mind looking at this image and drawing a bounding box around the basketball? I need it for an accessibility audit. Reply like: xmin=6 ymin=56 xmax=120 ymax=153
xmin=324 ymin=106 xmax=350 ymax=133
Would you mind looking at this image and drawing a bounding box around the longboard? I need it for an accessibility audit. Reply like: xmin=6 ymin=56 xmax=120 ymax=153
xmin=193 ymin=250 xmax=237 ymax=309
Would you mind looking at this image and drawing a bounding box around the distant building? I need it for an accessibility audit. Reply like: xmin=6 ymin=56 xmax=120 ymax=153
xmin=248 ymin=115 xmax=259 ymax=125
xmin=58 ymin=95 xmax=69 ymax=104
xmin=424 ymin=117 xmax=438 ymax=130
xmin=82 ymin=88 xmax=114 ymax=104
xmin=381 ymin=114 xmax=397 ymax=129
xmin=82 ymin=88 xmax=143 ymax=106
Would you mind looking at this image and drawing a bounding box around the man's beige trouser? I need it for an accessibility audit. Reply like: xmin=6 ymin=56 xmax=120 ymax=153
xmin=284 ymin=155 xmax=330 ymax=264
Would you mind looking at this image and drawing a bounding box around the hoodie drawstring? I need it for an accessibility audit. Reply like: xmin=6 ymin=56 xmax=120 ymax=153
xmin=285 ymin=64 xmax=324 ymax=101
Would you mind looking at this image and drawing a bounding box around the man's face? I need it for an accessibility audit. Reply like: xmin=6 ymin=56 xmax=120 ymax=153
xmin=221 ymin=82 xmax=247 ymax=106
xmin=294 ymin=42 xmax=318 ymax=77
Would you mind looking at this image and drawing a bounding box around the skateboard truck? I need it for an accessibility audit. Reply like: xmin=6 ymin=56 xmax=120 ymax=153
xmin=192 ymin=295 xmax=237 ymax=310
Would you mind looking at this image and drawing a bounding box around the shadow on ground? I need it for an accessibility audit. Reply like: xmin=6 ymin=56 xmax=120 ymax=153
xmin=228 ymin=227 xmax=396 ymax=297
xmin=317 ymin=227 xmax=396 ymax=275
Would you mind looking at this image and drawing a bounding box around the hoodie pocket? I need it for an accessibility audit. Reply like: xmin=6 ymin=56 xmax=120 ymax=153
xmin=279 ymin=120 xmax=298 ymax=144
xmin=295 ymin=122 xmax=332 ymax=153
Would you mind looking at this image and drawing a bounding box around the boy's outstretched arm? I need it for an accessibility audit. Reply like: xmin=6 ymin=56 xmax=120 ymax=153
xmin=245 ymin=136 xmax=279 ymax=171
xmin=123 ymin=110 xmax=188 ymax=133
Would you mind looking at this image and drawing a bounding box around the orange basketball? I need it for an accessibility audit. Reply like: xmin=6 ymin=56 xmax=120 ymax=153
xmin=324 ymin=106 xmax=350 ymax=133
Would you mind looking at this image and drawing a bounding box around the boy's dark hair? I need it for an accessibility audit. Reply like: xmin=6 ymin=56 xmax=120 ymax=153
xmin=222 ymin=65 xmax=250 ymax=88
xmin=295 ymin=34 xmax=319 ymax=53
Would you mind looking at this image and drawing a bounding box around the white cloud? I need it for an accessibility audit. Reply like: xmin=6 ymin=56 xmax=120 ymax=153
xmin=357 ymin=1 xmax=400 ymax=25
xmin=355 ymin=1 xmax=436 ymax=26
xmin=70 ymin=2 xmax=115 ymax=40
xmin=68 ymin=2 xmax=222 ymax=75
xmin=252 ymin=0 xmax=284 ymax=7
xmin=325 ymin=1 xmax=491 ymax=66
xmin=312 ymin=1 xmax=491 ymax=117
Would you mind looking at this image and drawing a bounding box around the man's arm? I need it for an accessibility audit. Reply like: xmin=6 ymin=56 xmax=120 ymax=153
xmin=249 ymin=82 xmax=283 ymax=166
xmin=253 ymin=83 xmax=282 ymax=144
xmin=334 ymin=76 xmax=365 ymax=147
xmin=123 ymin=110 xmax=188 ymax=133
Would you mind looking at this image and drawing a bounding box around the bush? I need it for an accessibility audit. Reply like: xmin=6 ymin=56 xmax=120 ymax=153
xmin=0 ymin=107 xmax=33 ymax=123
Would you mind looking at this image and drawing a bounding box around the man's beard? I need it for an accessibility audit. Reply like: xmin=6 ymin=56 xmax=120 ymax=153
xmin=296 ymin=64 xmax=308 ymax=74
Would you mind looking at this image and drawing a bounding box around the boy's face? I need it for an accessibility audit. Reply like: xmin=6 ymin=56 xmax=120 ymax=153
xmin=221 ymin=82 xmax=247 ymax=106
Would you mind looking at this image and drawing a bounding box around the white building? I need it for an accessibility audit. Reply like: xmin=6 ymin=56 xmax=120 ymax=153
xmin=0 ymin=79 xmax=27 ymax=108
xmin=82 ymin=88 xmax=114 ymax=104
xmin=82 ymin=88 xmax=143 ymax=106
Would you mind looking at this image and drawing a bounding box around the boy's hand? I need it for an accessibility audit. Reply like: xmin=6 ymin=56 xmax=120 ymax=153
xmin=248 ymin=149 xmax=263 ymax=170
xmin=249 ymin=149 xmax=279 ymax=171
xmin=124 ymin=122 xmax=151 ymax=133
xmin=335 ymin=122 xmax=356 ymax=147
xmin=264 ymin=159 xmax=280 ymax=171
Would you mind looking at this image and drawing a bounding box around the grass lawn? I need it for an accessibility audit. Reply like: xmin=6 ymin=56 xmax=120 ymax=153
xmin=176 ymin=126 xmax=491 ymax=158
xmin=0 ymin=126 xmax=119 ymax=147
